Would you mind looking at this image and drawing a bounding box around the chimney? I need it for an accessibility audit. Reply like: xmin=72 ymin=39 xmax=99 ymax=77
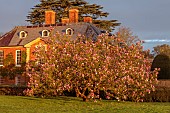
xmin=69 ymin=9 xmax=79 ymax=23
xmin=45 ymin=10 xmax=56 ymax=25
xmin=83 ymin=16 xmax=93 ymax=23
xmin=61 ymin=18 xmax=70 ymax=24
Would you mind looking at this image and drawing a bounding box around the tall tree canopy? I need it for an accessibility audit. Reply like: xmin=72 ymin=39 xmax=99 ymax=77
xmin=26 ymin=0 xmax=120 ymax=32
xmin=153 ymin=44 xmax=170 ymax=56
xmin=0 ymin=32 xmax=3 ymax=36
xmin=115 ymin=26 xmax=140 ymax=46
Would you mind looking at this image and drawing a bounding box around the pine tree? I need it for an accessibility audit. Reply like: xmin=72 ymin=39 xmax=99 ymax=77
xmin=26 ymin=0 xmax=120 ymax=32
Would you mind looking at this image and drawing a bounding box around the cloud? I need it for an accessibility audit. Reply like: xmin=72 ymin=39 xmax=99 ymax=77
xmin=144 ymin=39 xmax=170 ymax=43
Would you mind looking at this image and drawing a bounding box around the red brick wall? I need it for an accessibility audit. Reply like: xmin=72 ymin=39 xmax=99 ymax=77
xmin=69 ymin=9 xmax=79 ymax=23
xmin=0 ymin=40 xmax=46 ymax=85
xmin=83 ymin=17 xmax=92 ymax=23
xmin=61 ymin=18 xmax=70 ymax=24
xmin=0 ymin=47 xmax=25 ymax=64
xmin=45 ymin=10 xmax=56 ymax=25
xmin=29 ymin=40 xmax=46 ymax=61
xmin=0 ymin=76 xmax=29 ymax=86
xmin=0 ymin=47 xmax=26 ymax=85
xmin=0 ymin=77 xmax=15 ymax=85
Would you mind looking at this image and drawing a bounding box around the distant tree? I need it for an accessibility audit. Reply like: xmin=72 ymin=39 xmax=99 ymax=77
xmin=0 ymin=32 xmax=3 ymax=36
xmin=115 ymin=26 xmax=140 ymax=46
xmin=26 ymin=0 xmax=120 ymax=32
xmin=152 ymin=44 xmax=170 ymax=56
xmin=114 ymin=27 xmax=154 ymax=59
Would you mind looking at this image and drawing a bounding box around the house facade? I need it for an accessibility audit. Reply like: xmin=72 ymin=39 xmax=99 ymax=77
xmin=0 ymin=9 xmax=102 ymax=85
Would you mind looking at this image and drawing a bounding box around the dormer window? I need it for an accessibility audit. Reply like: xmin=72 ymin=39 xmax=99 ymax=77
xmin=66 ymin=28 xmax=74 ymax=35
xmin=42 ymin=30 xmax=49 ymax=37
xmin=19 ymin=31 xmax=27 ymax=38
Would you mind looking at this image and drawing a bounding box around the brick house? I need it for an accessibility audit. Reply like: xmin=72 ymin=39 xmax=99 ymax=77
xmin=0 ymin=9 xmax=102 ymax=85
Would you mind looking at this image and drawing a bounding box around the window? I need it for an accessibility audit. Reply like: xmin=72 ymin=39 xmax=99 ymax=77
xmin=42 ymin=30 xmax=49 ymax=37
xmin=15 ymin=76 xmax=21 ymax=85
xmin=19 ymin=31 xmax=27 ymax=38
xmin=66 ymin=28 xmax=74 ymax=35
xmin=16 ymin=50 xmax=21 ymax=66
xmin=0 ymin=51 xmax=4 ymax=66
xmin=0 ymin=76 xmax=4 ymax=85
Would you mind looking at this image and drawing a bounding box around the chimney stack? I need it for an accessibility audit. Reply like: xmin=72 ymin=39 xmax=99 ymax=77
xmin=83 ymin=16 xmax=93 ymax=23
xmin=45 ymin=10 xmax=56 ymax=25
xmin=61 ymin=18 xmax=70 ymax=24
xmin=69 ymin=9 xmax=79 ymax=23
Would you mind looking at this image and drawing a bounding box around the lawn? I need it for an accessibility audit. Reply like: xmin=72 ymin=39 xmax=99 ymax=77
xmin=0 ymin=96 xmax=170 ymax=113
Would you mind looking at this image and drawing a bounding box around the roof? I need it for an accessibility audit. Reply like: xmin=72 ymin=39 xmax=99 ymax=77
xmin=0 ymin=22 xmax=102 ymax=47
xmin=0 ymin=28 xmax=17 ymax=46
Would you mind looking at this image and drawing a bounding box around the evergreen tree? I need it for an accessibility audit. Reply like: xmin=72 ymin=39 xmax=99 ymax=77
xmin=26 ymin=0 xmax=120 ymax=32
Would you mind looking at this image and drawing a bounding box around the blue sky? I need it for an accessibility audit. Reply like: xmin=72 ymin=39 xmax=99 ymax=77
xmin=0 ymin=0 xmax=170 ymax=50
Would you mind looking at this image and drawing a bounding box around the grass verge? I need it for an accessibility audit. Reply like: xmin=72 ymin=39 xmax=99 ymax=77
xmin=0 ymin=96 xmax=170 ymax=113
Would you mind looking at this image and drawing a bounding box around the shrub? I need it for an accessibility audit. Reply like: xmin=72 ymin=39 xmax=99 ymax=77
xmin=151 ymin=54 xmax=170 ymax=79
xmin=24 ymin=33 xmax=158 ymax=102
xmin=144 ymin=86 xmax=170 ymax=102
xmin=0 ymin=52 xmax=26 ymax=79
xmin=0 ymin=85 xmax=27 ymax=95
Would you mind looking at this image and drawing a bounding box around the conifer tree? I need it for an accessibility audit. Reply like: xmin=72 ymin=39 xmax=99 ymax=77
xmin=26 ymin=0 xmax=120 ymax=32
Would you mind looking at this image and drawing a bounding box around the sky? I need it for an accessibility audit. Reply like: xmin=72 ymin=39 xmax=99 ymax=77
xmin=0 ymin=0 xmax=170 ymax=50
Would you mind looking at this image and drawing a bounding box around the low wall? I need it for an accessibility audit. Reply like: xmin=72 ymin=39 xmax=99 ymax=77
xmin=144 ymin=80 xmax=170 ymax=102
xmin=156 ymin=80 xmax=170 ymax=88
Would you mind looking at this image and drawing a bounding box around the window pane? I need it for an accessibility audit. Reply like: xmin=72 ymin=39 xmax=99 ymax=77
xmin=20 ymin=31 xmax=27 ymax=38
xmin=66 ymin=28 xmax=73 ymax=35
xmin=43 ymin=30 xmax=48 ymax=37
xmin=21 ymin=32 xmax=25 ymax=37
xmin=16 ymin=50 xmax=21 ymax=66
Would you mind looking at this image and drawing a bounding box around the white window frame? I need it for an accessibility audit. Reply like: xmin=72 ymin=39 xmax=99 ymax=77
xmin=16 ymin=50 xmax=21 ymax=67
xmin=0 ymin=76 xmax=4 ymax=85
xmin=15 ymin=76 xmax=21 ymax=85
xmin=66 ymin=28 xmax=74 ymax=35
xmin=42 ymin=30 xmax=50 ymax=37
xmin=19 ymin=31 xmax=27 ymax=38
xmin=0 ymin=50 xmax=4 ymax=66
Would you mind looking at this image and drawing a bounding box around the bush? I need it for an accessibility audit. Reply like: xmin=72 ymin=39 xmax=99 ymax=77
xmin=0 ymin=85 xmax=27 ymax=95
xmin=24 ymin=33 xmax=158 ymax=102
xmin=151 ymin=54 xmax=170 ymax=79
xmin=0 ymin=52 xmax=26 ymax=79
xmin=144 ymin=86 xmax=170 ymax=102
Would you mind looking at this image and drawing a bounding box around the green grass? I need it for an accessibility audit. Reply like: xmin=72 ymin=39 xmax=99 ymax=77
xmin=0 ymin=96 xmax=170 ymax=113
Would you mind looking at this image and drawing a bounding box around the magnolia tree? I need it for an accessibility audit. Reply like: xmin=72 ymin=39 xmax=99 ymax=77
xmin=24 ymin=32 xmax=158 ymax=102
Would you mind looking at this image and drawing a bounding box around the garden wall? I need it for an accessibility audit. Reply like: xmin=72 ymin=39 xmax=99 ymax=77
xmin=144 ymin=80 xmax=170 ymax=102
xmin=156 ymin=80 xmax=170 ymax=88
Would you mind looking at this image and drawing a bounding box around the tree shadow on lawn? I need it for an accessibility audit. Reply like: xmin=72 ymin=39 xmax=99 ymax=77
xmin=21 ymin=95 xmax=83 ymax=102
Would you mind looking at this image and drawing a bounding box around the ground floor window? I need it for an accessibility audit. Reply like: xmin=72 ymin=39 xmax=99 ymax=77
xmin=16 ymin=50 xmax=21 ymax=66
xmin=0 ymin=50 xmax=4 ymax=66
